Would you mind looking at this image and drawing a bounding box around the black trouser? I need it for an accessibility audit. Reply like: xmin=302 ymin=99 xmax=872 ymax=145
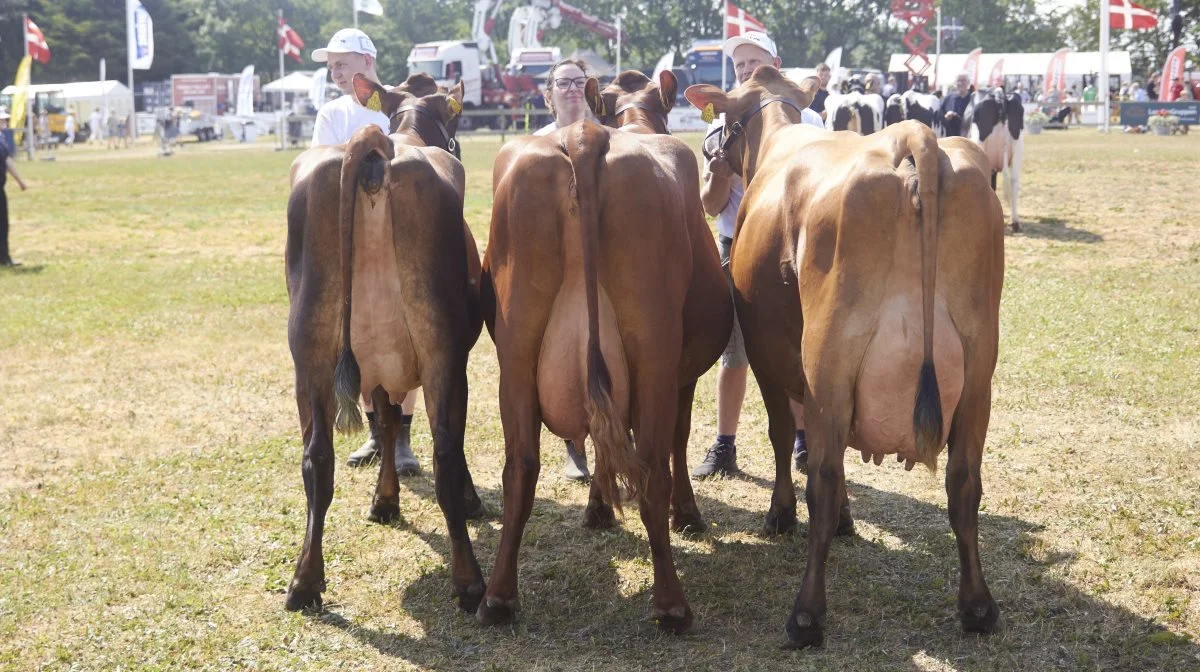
xmin=0 ymin=187 xmax=9 ymax=263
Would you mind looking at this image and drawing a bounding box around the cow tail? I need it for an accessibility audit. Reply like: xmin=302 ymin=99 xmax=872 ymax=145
xmin=562 ymin=123 xmax=643 ymax=512
xmin=906 ymin=125 xmax=944 ymax=471
xmin=333 ymin=127 xmax=393 ymax=435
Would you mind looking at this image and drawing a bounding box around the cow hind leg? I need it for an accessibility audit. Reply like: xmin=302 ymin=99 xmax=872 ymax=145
xmin=786 ymin=390 xmax=852 ymax=649
xmin=367 ymin=386 xmax=402 ymax=524
xmin=757 ymin=377 xmax=799 ymax=536
xmin=425 ymin=370 xmax=486 ymax=613
xmin=670 ymin=382 xmax=706 ymax=534
xmin=946 ymin=384 xmax=1001 ymax=634
xmin=634 ymin=372 xmax=692 ymax=633
xmin=286 ymin=380 xmax=336 ymax=612
xmin=477 ymin=366 xmax=542 ymax=626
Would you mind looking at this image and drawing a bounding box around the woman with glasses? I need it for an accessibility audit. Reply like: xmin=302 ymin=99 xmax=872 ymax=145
xmin=534 ymin=59 xmax=595 ymax=137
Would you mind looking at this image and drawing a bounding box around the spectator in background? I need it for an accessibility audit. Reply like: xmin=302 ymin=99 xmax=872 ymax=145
xmin=811 ymin=62 xmax=831 ymax=119
xmin=1169 ymin=77 xmax=1184 ymax=101
xmin=1132 ymin=82 xmax=1149 ymax=102
xmin=0 ymin=109 xmax=29 ymax=267
xmin=940 ymin=73 xmax=973 ymax=137
xmin=882 ymin=74 xmax=897 ymax=98
xmin=64 ymin=112 xmax=76 ymax=146
xmin=1147 ymin=72 xmax=1159 ymax=100
xmin=88 ymin=108 xmax=104 ymax=145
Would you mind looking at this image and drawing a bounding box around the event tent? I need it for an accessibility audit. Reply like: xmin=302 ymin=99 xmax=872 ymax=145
xmin=263 ymin=71 xmax=316 ymax=94
xmin=887 ymin=51 xmax=1132 ymax=88
xmin=1 ymin=79 xmax=134 ymax=119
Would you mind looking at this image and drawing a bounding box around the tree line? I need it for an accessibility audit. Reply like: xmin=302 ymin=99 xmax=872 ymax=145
xmin=0 ymin=0 xmax=1194 ymax=87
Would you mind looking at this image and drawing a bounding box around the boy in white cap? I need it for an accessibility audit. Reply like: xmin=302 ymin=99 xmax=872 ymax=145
xmin=310 ymin=28 xmax=422 ymax=474
xmin=693 ymin=30 xmax=822 ymax=479
xmin=310 ymin=28 xmax=389 ymax=147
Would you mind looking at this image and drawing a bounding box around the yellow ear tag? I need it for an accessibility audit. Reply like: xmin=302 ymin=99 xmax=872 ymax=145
xmin=448 ymin=97 xmax=462 ymax=117
xmin=701 ymin=103 xmax=716 ymax=124
xmin=365 ymin=90 xmax=383 ymax=112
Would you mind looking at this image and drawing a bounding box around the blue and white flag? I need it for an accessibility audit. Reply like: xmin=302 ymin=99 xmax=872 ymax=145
xmin=127 ymin=0 xmax=154 ymax=70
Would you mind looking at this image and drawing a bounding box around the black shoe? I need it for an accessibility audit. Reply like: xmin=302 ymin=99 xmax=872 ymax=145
xmin=0 ymin=259 xmax=20 ymax=267
xmin=394 ymin=421 xmax=420 ymax=477
xmin=691 ymin=442 xmax=738 ymax=480
xmin=793 ymin=437 xmax=808 ymax=474
xmin=563 ymin=440 xmax=589 ymax=481
xmin=347 ymin=413 xmax=381 ymax=467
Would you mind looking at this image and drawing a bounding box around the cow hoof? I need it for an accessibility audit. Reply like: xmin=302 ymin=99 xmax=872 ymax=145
xmin=785 ymin=611 xmax=825 ymax=649
xmin=465 ymin=488 xmax=488 ymax=520
xmin=763 ymin=505 xmax=798 ymax=536
xmin=368 ymin=498 xmax=402 ymax=524
xmin=960 ymin=599 xmax=1002 ymax=634
xmin=583 ymin=500 xmax=617 ymax=529
xmin=284 ymin=578 xmax=325 ymax=612
xmin=476 ymin=595 xmax=520 ymax=626
xmin=672 ymin=509 xmax=707 ymax=535
xmin=836 ymin=503 xmax=856 ymax=537
xmin=652 ymin=604 xmax=694 ymax=634
xmin=453 ymin=579 xmax=487 ymax=614
xmin=1011 ymin=220 xmax=1021 ymax=233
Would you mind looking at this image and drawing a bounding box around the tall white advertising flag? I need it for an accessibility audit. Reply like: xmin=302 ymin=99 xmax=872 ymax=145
xmin=355 ymin=0 xmax=384 ymax=16
xmin=309 ymin=67 xmax=329 ymax=110
xmin=237 ymin=65 xmax=255 ymax=119
xmin=128 ymin=0 xmax=154 ymax=70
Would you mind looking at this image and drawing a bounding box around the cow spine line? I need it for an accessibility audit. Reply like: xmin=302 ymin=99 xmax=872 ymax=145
xmin=562 ymin=123 xmax=644 ymax=510
xmin=908 ymin=126 xmax=944 ymax=470
xmin=333 ymin=132 xmax=394 ymax=434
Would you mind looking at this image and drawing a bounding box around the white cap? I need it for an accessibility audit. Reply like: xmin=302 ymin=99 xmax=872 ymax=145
xmin=722 ymin=31 xmax=778 ymax=60
xmin=312 ymin=29 xmax=378 ymax=62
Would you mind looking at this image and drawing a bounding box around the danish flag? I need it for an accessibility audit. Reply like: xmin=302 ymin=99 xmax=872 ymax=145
xmin=725 ymin=2 xmax=766 ymax=37
xmin=26 ymin=16 xmax=50 ymax=64
xmin=1109 ymin=0 xmax=1157 ymax=30
xmin=278 ymin=16 xmax=305 ymax=64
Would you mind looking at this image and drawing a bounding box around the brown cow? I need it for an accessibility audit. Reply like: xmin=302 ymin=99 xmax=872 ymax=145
xmin=685 ymin=67 xmax=1004 ymax=647
xmin=573 ymin=68 xmax=730 ymax=530
xmin=284 ymin=73 xmax=487 ymax=614
xmin=476 ymin=114 xmax=730 ymax=632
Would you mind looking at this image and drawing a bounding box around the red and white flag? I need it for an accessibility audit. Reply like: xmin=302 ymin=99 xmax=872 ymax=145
xmin=25 ymin=16 xmax=50 ymax=64
xmin=1044 ymin=48 xmax=1069 ymax=93
xmin=1109 ymin=0 xmax=1157 ymax=30
xmin=1160 ymin=46 xmax=1188 ymax=101
xmin=988 ymin=58 xmax=1005 ymax=88
xmin=725 ymin=2 xmax=766 ymax=38
xmin=278 ymin=16 xmax=304 ymax=64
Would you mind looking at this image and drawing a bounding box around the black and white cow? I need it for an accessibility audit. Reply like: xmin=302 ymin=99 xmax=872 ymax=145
xmin=965 ymin=88 xmax=1025 ymax=231
xmin=884 ymin=90 xmax=941 ymax=134
xmin=825 ymin=91 xmax=885 ymax=134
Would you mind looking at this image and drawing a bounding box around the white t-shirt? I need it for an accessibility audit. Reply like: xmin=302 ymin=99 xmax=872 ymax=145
xmin=533 ymin=121 xmax=558 ymax=136
xmin=707 ymin=107 xmax=824 ymax=239
xmin=311 ymin=94 xmax=389 ymax=147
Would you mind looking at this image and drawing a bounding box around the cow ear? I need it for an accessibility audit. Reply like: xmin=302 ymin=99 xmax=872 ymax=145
xmin=658 ymin=70 xmax=678 ymax=113
xmin=792 ymin=75 xmax=821 ymax=111
xmin=353 ymin=73 xmax=402 ymax=115
xmin=585 ymin=78 xmax=605 ymax=116
xmin=443 ymin=80 xmax=465 ymax=121
xmin=685 ymin=84 xmax=728 ymax=123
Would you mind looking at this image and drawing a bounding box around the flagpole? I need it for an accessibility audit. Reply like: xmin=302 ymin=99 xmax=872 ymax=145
xmin=127 ymin=0 xmax=137 ymax=140
xmin=354 ymin=1 xmax=359 ymax=30
xmin=23 ymin=13 xmax=34 ymax=160
xmin=934 ymin=7 xmax=942 ymax=90
xmin=1100 ymin=0 xmax=1110 ymax=132
xmin=721 ymin=3 xmax=727 ymax=91
xmin=279 ymin=8 xmax=286 ymax=150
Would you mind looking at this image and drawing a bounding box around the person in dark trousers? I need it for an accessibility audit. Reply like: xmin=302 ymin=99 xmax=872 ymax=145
xmin=940 ymin=74 xmax=973 ymax=137
xmin=0 ymin=110 xmax=30 ymax=266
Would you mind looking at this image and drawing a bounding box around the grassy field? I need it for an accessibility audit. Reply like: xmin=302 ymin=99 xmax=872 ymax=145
xmin=0 ymin=128 xmax=1197 ymax=671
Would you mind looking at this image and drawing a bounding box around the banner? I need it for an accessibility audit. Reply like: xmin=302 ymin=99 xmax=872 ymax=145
xmin=128 ymin=0 xmax=154 ymax=70
xmin=10 ymin=56 xmax=31 ymax=133
xmin=962 ymin=48 xmax=982 ymax=86
xmin=1110 ymin=0 xmax=1157 ymax=30
xmin=25 ymin=17 xmax=50 ymax=64
xmin=1160 ymin=46 xmax=1188 ymax=101
xmin=309 ymin=67 xmax=328 ymax=110
xmin=354 ymin=0 xmax=384 ymax=17
xmin=988 ymin=58 xmax=1005 ymax=88
xmin=236 ymin=65 xmax=255 ymax=118
xmin=824 ymin=47 xmax=843 ymax=71
xmin=1044 ymin=48 xmax=1069 ymax=94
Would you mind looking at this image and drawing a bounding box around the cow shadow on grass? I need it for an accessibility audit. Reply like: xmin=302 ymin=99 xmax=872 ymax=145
xmin=311 ymin=471 xmax=1200 ymax=671
xmin=1017 ymin=216 xmax=1104 ymax=244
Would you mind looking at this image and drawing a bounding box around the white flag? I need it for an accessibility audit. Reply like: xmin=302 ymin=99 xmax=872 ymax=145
xmin=236 ymin=65 xmax=255 ymax=118
xmin=127 ymin=0 xmax=154 ymax=70
xmin=354 ymin=0 xmax=384 ymax=16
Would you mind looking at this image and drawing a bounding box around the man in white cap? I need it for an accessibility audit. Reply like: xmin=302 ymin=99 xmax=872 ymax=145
xmin=310 ymin=28 xmax=421 ymax=475
xmin=692 ymin=30 xmax=822 ymax=479
xmin=310 ymin=28 xmax=389 ymax=147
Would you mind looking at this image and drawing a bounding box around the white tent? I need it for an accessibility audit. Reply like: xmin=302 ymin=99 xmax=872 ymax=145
xmin=263 ymin=71 xmax=316 ymax=94
xmin=887 ymin=51 xmax=1132 ymax=88
xmin=1 ymin=79 xmax=134 ymax=119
